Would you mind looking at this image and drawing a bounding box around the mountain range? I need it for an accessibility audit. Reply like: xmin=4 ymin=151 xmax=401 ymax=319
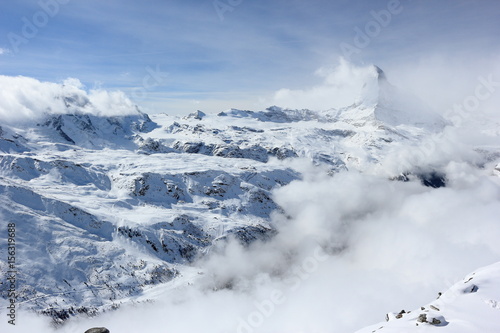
xmin=0 ymin=66 xmax=499 ymax=332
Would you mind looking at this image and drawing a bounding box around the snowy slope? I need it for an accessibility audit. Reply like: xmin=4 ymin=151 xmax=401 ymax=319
xmin=356 ymin=261 xmax=500 ymax=332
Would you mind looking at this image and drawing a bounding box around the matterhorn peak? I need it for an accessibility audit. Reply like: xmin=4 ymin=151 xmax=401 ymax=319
xmin=374 ymin=65 xmax=386 ymax=81
xmin=343 ymin=64 xmax=447 ymax=130
xmin=355 ymin=65 xmax=392 ymax=107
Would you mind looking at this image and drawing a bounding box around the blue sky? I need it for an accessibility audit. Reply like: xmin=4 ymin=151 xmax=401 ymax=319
xmin=1 ymin=0 xmax=499 ymax=114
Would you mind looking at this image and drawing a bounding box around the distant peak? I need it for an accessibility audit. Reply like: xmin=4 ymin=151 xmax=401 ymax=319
xmin=373 ymin=65 xmax=387 ymax=82
xmin=185 ymin=110 xmax=206 ymax=120
xmin=340 ymin=64 xmax=447 ymax=130
xmin=355 ymin=65 xmax=390 ymax=107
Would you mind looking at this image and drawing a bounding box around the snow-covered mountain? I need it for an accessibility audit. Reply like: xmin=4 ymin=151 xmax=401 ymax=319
xmin=0 ymin=67 xmax=499 ymax=332
xmin=335 ymin=65 xmax=448 ymax=130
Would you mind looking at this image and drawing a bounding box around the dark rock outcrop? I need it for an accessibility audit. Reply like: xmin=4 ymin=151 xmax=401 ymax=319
xmin=85 ymin=328 xmax=110 ymax=333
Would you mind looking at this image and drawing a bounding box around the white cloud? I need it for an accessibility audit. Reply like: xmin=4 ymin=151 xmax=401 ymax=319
xmin=190 ymin=149 xmax=500 ymax=331
xmin=0 ymin=75 xmax=139 ymax=125
xmin=0 ymin=48 xmax=10 ymax=55
xmin=273 ymin=58 xmax=378 ymax=110
xmin=0 ymin=310 xmax=53 ymax=333
xmin=385 ymin=53 xmax=500 ymax=122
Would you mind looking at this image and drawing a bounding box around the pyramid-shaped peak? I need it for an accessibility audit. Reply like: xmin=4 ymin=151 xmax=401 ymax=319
xmin=342 ymin=65 xmax=447 ymax=130
xmin=373 ymin=65 xmax=387 ymax=81
xmin=356 ymin=65 xmax=391 ymax=107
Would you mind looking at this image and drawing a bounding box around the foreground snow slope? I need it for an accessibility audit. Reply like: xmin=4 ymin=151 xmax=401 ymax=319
xmin=356 ymin=261 xmax=500 ymax=332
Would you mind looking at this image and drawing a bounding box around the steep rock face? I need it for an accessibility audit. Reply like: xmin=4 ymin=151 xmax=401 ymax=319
xmin=117 ymin=215 xmax=210 ymax=263
xmin=118 ymin=168 xmax=299 ymax=218
xmin=38 ymin=112 xmax=157 ymax=149
xmin=173 ymin=140 xmax=271 ymax=162
xmin=0 ymin=155 xmax=111 ymax=189
xmin=0 ymin=125 xmax=30 ymax=153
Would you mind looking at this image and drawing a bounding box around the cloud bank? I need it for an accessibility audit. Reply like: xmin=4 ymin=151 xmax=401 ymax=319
xmin=273 ymin=58 xmax=377 ymax=110
xmin=0 ymin=76 xmax=139 ymax=125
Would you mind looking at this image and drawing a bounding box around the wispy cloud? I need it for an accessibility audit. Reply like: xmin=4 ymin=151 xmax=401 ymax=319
xmin=272 ymin=58 xmax=375 ymax=110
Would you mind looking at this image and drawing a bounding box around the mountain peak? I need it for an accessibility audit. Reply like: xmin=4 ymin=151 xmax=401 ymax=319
xmin=338 ymin=65 xmax=447 ymax=130
xmin=352 ymin=65 xmax=389 ymax=108
xmin=374 ymin=65 xmax=386 ymax=81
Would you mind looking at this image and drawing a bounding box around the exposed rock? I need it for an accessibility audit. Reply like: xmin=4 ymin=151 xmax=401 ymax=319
xmin=416 ymin=313 xmax=448 ymax=326
xmin=417 ymin=171 xmax=446 ymax=188
xmin=395 ymin=309 xmax=406 ymax=319
xmin=85 ymin=328 xmax=110 ymax=333
xmin=39 ymin=112 xmax=157 ymax=148
xmin=173 ymin=141 xmax=270 ymax=162
xmin=393 ymin=171 xmax=447 ymax=188
xmin=218 ymin=106 xmax=335 ymax=123
xmin=186 ymin=110 xmax=206 ymax=120
xmin=136 ymin=137 xmax=174 ymax=154
xmin=220 ymin=225 xmax=277 ymax=246
xmin=430 ymin=317 xmax=441 ymax=325
xmin=463 ymin=284 xmax=479 ymax=293
xmin=430 ymin=315 xmax=448 ymax=326
xmin=417 ymin=313 xmax=427 ymax=323
xmin=269 ymin=146 xmax=298 ymax=160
